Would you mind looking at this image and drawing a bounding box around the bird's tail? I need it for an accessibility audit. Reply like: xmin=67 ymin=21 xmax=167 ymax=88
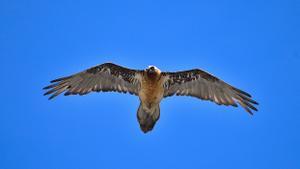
xmin=137 ymin=103 xmax=160 ymax=133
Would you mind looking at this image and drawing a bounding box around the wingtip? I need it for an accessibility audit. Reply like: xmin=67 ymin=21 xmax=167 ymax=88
xmin=50 ymin=76 xmax=71 ymax=83
xmin=249 ymin=98 xmax=259 ymax=105
xmin=43 ymin=90 xmax=52 ymax=96
xmin=48 ymin=95 xmax=56 ymax=100
xmin=232 ymin=87 xmax=252 ymax=98
xmin=247 ymin=107 xmax=258 ymax=115
xmin=43 ymin=85 xmax=53 ymax=90
xmin=50 ymin=79 xmax=60 ymax=83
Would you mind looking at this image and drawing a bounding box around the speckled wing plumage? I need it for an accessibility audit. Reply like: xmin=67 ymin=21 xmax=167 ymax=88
xmin=43 ymin=63 xmax=142 ymax=99
xmin=162 ymin=69 xmax=258 ymax=114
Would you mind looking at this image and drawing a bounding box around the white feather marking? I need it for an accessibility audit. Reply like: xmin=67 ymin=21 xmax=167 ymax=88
xmin=184 ymin=89 xmax=189 ymax=95
xmin=117 ymin=84 xmax=122 ymax=91
xmin=214 ymin=94 xmax=219 ymax=103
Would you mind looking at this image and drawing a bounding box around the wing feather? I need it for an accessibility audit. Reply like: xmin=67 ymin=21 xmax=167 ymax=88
xmin=43 ymin=63 xmax=142 ymax=99
xmin=162 ymin=69 xmax=258 ymax=114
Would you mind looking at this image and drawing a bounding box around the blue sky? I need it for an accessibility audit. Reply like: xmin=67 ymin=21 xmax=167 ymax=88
xmin=1 ymin=0 xmax=299 ymax=169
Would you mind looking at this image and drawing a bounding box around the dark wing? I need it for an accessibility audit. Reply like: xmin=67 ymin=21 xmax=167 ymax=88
xmin=162 ymin=69 xmax=258 ymax=115
xmin=43 ymin=63 xmax=142 ymax=100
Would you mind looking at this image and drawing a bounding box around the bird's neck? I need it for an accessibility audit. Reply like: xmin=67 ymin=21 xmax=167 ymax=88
xmin=146 ymin=72 xmax=161 ymax=81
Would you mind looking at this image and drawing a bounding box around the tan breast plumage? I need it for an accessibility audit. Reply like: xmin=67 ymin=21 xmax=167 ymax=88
xmin=138 ymin=73 xmax=165 ymax=107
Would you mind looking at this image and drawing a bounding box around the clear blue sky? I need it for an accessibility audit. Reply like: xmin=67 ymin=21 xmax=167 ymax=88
xmin=1 ymin=0 xmax=299 ymax=169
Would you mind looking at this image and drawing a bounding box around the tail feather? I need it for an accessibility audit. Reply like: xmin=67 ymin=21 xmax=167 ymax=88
xmin=137 ymin=103 xmax=160 ymax=133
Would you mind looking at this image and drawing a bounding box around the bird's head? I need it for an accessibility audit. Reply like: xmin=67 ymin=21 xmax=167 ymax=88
xmin=146 ymin=65 xmax=161 ymax=78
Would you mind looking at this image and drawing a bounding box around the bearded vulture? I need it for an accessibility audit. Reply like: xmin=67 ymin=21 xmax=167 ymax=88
xmin=43 ymin=63 xmax=258 ymax=133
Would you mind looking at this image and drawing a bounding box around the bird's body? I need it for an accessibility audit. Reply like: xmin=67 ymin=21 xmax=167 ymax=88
xmin=137 ymin=67 xmax=164 ymax=132
xmin=44 ymin=63 xmax=258 ymax=133
xmin=139 ymin=68 xmax=164 ymax=109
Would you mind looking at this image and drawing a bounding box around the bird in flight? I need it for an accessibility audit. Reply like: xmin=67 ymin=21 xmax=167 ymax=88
xmin=43 ymin=63 xmax=258 ymax=133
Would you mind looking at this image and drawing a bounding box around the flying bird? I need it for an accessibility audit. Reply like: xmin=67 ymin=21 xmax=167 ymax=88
xmin=43 ymin=63 xmax=258 ymax=133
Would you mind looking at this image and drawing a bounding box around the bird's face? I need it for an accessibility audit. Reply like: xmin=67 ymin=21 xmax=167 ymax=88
xmin=146 ymin=65 xmax=160 ymax=79
xmin=146 ymin=66 xmax=156 ymax=74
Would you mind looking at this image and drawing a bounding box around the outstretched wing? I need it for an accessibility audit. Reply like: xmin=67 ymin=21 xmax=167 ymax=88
xmin=43 ymin=63 xmax=142 ymax=99
xmin=162 ymin=69 xmax=258 ymax=114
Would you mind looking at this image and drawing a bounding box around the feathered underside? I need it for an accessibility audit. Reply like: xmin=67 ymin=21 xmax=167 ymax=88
xmin=43 ymin=63 xmax=258 ymax=115
xmin=162 ymin=69 xmax=258 ymax=115
xmin=43 ymin=63 xmax=142 ymax=99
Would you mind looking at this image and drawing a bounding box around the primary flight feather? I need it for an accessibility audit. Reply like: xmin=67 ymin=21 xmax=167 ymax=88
xmin=43 ymin=63 xmax=258 ymax=133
